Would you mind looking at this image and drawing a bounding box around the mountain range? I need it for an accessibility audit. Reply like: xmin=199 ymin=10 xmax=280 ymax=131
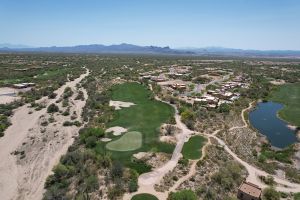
xmin=1 ymin=43 xmax=300 ymax=58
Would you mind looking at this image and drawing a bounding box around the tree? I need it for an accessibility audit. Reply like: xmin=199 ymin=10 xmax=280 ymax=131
xmin=47 ymin=103 xmax=59 ymax=113
xmin=262 ymin=187 xmax=280 ymax=200
xmin=168 ymin=189 xmax=197 ymax=200
xmin=181 ymin=110 xmax=195 ymax=122
xmin=48 ymin=92 xmax=57 ymax=99
xmin=218 ymin=103 xmax=231 ymax=113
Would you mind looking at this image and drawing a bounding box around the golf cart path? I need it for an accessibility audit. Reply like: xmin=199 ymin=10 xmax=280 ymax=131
xmin=229 ymin=101 xmax=254 ymax=131
xmin=0 ymin=69 xmax=89 ymax=200
xmin=124 ymin=97 xmax=300 ymax=199
xmin=138 ymin=97 xmax=193 ymax=187
xmin=168 ymin=135 xmax=212 ymax=193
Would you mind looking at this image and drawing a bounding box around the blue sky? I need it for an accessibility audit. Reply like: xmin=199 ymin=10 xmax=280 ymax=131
xmin=0 ymin=0 xmax=300 ymax=50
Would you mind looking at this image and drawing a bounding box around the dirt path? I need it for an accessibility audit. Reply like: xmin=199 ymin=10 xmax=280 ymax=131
xmin=0 ymin=69 xmax=89 ymax=200
xmin=209 ymin=134 xmax=300 ymax=193
xmin=168 ymin=135 xmax=212 ymax=192
xmin=209 ymin=101 xmax=300 ymax=193
xmin=229 ymin=101 xmax=254 ymax=131
xmin=124 ymin=97 xmax=300 ymax=200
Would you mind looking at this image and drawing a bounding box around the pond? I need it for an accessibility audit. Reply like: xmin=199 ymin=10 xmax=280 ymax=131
xmin=249 ymin=101 xmax=298 ymax=149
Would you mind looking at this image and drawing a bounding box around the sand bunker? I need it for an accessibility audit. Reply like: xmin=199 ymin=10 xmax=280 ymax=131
xmin=105 ymin=126 xmax=127 ymax=136
xmin=270 ymin=79 xmax=286 ymax=85
xmin=101 ymin=138 xmax=112 ymax=142
xmin=109 ymin=100 xmax=135 ymax=110
xmin=133 ymin=152 xmax=153 ymax=160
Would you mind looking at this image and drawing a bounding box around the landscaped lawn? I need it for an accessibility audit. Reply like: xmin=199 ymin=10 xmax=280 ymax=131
xmin=106 ymin=131 xmax=142 ymax=151
xmin=131 ymin=193 xmax=158 ymax=200
xmin=269 ymin=83 xmax=300 ymax=126
xmin=182 ymin=135 xmax=207 ymax=160
xmin=94 ymin=82 xmax=175 ymax=173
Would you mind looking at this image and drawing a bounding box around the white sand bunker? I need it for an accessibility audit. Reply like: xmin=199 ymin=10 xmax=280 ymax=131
xmin=101 ymin=138 xmax=112 ymax=142
xmin=109 ymin=100 xmax=135 ymax=110
xmin=105 ymin=126 xmax=127 ymax=136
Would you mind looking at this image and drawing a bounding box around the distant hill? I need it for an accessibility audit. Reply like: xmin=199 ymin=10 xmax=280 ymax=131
xmin=0 ymin=43 xmax=33 ymax=49
xmin=0 ymin=43 xmax=193 ymax=55
xmin=179 ymin=47 xmax=300 ymax=58
xmin=1 ymin=43 xmax=300 ymax=58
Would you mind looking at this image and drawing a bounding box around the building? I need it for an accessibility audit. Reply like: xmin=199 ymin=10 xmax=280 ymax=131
xmin=12 ymin=82 xmax=35 ymax=89
xmin=171 ymin=83 xmax=186 ymax=90
xmin=237 ymin=182 xmax=262 ymax=200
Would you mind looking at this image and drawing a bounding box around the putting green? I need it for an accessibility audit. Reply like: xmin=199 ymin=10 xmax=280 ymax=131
xmin=106 ymin=131 xmax=142 ymax=151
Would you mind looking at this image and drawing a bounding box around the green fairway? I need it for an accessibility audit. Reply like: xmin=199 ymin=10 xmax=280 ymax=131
xmin=182 ymin=135 xmax=207 ymax=160
xmin=269 ymin=83 xmax=300 ymax=126
xmin=95 ymin=82 xmax=174 ymax=171
xmin=131 ymin=193 xmax=158 ymax=200
xmin=106 ymin=131 xmax=142 ymax=151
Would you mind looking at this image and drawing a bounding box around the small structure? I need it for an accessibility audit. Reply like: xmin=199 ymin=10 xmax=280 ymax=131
xmin=171 ymin=83 xmax=186 ymax=90
xmin=237 ymin=182 xmax=262 ymax=200
xmin=12 ymin=82 xmax=35 ymax=89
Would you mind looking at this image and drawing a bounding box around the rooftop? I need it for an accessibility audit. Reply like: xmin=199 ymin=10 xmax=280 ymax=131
xmin=239 ymin=182 xmax=262 ymax=198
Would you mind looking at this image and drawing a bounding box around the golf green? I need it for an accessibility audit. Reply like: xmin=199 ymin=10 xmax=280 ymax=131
xmin=95 ymin=82 xmax=175 ymax=172
xmin=131 ymin=193 xmax=158 ymax=200
xmin=182 ymin=135 xmax=207 ymax=160
xmin=106 ymin=131 xmax=142 ymax=151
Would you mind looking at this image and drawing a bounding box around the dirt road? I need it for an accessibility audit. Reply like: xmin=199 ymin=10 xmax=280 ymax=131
xmin=0 ymin=69 xmax=89 ymax=200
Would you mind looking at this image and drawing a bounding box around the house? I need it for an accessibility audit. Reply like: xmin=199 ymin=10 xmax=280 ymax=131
xmin=171 ymin=83 xmax=186 ymax=90
xmin=237 ymin=182 xmax=262 ymax=200
xmin=151 ymin=76 xmax=166 ymax=82
xmin=12 ymin=82 xmax=35 ymax=89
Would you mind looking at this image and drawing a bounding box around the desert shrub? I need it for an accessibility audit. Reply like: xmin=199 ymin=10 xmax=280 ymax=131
xmin=262 ymin=187 xmax=280 ymax=200
xmin=47 ymin=103 xmax=59 ymax=113
xmin=128 ymin=180 xmax=138 ymax=192
xmin=79 ymin=127 xmax=105 ymax=145
xmin=63 ymin=87 xmax=73 ymax=99
xmin=168 ymin=189 xmax=197 ymax=200
xmin=48 ymin=92 xmax=57 ymax=99
xmin=75 ymin=90 xmax=85 ymax=101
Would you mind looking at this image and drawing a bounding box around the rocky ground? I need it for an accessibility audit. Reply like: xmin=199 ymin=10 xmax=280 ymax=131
xmin=154 ymin=159 xmax=191 ymax=192
xmin=177 ymin=142 xmax=247 ymax=198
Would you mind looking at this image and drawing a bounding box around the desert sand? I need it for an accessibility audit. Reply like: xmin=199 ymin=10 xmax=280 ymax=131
xmin=0 ymin=69 xmax=89 ymax=200
xmin=0 ymin=87 xmax=19 ymax=104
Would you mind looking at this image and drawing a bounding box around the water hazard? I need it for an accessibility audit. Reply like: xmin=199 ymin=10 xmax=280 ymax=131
xmin=249 ymin=101 xmax=297 ymax=148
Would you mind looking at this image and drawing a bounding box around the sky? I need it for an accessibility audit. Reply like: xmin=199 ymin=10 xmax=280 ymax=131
xmin=0 ymin=0 xmax=300 ymax=50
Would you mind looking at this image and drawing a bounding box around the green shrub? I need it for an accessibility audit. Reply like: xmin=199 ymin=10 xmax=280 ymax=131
xmin=168 ymin=189 xmax=197 ymax=200
xmin=262 ymin=187 xmax=280 ymax=200
xmin=128 ymin=180 xmax=138 ymax=192
xmin=294 ymin=193 xmax=300 ymax=200
xmin=48 ymin=92 xmax=57 ymax=99
xmin=47 ymin=104 xmax=59 ymax=113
